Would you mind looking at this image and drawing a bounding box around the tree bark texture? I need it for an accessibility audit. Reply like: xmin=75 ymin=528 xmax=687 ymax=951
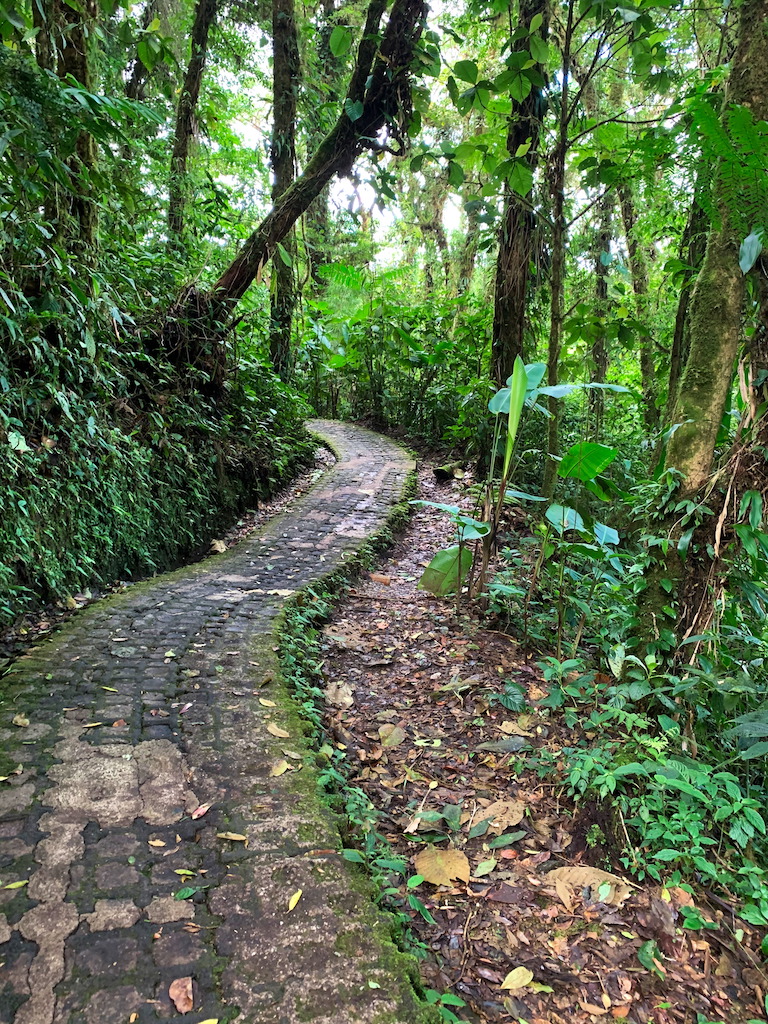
xmin=491 ymin=0 xmax=548 ymax=386
xmin=269 ymin=0 xmax=300 ymax=379
xmin=665 ymin=0 xmax=768 ymax=496
xmin=666 ymin=186 xmax=707 ymax=420
xmin=167 ymin=0 xmax=217 ymax=246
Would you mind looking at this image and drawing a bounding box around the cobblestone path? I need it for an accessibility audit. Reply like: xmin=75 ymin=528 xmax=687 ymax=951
xmin=0 ymin=422 xmax=431 ymax=1024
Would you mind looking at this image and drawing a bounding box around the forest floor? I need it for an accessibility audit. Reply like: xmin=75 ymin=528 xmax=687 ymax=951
xmin=319 ymin=455 xmax=768 ymax=1024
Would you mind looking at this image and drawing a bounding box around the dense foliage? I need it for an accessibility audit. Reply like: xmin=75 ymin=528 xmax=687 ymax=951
xmin=3 ymin=0 xmax=768 ymax=978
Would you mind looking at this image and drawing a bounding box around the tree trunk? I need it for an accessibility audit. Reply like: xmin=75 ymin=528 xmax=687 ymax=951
xmin=490 ymin=0 xmax=548 ymax=386
xmin=619 ymin=181 xmax=658 ymax=434
xmin=458 ymin=198 xmax=480 ymax=295
xmin=588 ymin=195 xmax=611 ymax=440
xmin=269 ymin=0 xmax=300 ymax=379
xmin=542 ymin=0 xmax=572 ymax=498
xmin=167 ymin=0 xmax=217 ymax=248
xmin=666 ymin=185 xmax=707 ymax=420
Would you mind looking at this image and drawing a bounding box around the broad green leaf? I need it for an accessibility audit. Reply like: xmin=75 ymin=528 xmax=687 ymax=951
xmin=503 ymin=356 xmax=527 ymax=477
xmin=739 ymin=229 xmax=764 ymax=274
xmin=329 ymin=25 xmax=353 ymax=57
xmin=525 ymin=362 xmax=546 ymax=389
xmin=558 ymin=442 xmax=618 ymax=481
xmin=507 ymin=159 xmax=533 ymax=196
xmin=276 ymin=242 xmax=292 ymax=267
xmin=418 ymin=546 xmax=472 ymax=596
xmin=545 ymin=504 xmax=585 ymax=535
xmin=593 ymin=521 xmax=619 ymax=547
xmin=454 ymin=59 xmax=478 ymax=83
xmin=529 ymin=34 xmax=548 ymax=63
xmin=344 ymin=98 xmax=364 ymax=122
xmin=505 ymin=488 xmax=547 ymax=502
xmin=741 ymin=741 xmax=768 ymax=759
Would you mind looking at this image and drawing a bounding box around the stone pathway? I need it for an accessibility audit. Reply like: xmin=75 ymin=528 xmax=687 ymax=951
xmin=0 ymin=422 xmax=435 ymax=1024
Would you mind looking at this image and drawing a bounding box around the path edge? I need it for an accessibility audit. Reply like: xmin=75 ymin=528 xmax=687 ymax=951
xmin=261 ymin=423 xmax=441 ymax=1024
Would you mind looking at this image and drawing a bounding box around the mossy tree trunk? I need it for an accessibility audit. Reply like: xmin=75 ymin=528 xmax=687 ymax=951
xmin=637 ymin=0 xmax=768 ymax=654
xmin=490 ymin=0 xmax=548 ymax=386
xmin=588 ymin=195 xmax=612 ymax=440
xmin=269 ymin=0 xmax=300 ymax=380
xmin=167 ymin=0 xmax=217 ymax=249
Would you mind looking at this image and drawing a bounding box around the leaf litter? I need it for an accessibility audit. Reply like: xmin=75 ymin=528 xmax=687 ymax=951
xmin=320 ymin=459 xmax=767 ymax=1024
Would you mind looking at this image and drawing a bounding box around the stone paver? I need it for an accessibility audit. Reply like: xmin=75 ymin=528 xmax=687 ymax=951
xmin=0 ymin=422 xmax=435 ymax=1024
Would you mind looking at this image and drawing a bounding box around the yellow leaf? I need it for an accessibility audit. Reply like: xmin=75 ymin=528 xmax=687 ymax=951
xmin=267 ymin=723 xmax=290 ymax=739
xmin=101 ymin=686 xmax=118 ymax=692
xmin=4 ymin=880 xmax=28 ymax=889
xmin=259 ymin=698 xmax=277 ymax=707
xmin=500 ymin=966 xmax=534 ymax=990
xmin=148 ymin=839 xmax=166 ymax=848
xmin=11 ymin=714 xmax=29 ymax=728
xmin=413 ymin=848 xmax=470 ymax=887
xmin=82 ymin=722 xmax=104 ymax=728
xmin=198 ymin=1019 xmax=220 ymax=1023
xmin=288 ymin=889 xmax=302 ymax=911
xmin=217 ymin=832 xmax=247 ymax=842
xmin=270 ymin=760 xmax=292 ymax=777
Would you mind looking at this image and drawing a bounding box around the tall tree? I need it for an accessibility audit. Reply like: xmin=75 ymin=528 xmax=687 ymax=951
xmin=269 ymin=0 xmax=300 ymax=379
xmin=168 ymin=0 xmax=218 ymax=247
xmin=490 ymin=0 xmax=548 ymax=386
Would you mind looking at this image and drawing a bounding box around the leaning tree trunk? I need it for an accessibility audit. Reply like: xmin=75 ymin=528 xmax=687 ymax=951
xmin=167 ymin=0 xmax=217 ymax=248
xmin=157 ymin=0 xmax=427 ymax=384
xmin=209 ymin=0 xmax=425 ymax=315
xmin=490 ymin=0 xmax=548 ymax=386
xmin=269 ymin=0 xmax=300 ymax=379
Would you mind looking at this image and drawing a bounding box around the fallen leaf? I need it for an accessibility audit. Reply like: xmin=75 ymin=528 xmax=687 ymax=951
xmin=270 ymin=760 xmax=292 ymax=777
xmin=379 ymin=724 xmax=406 ymax=747
xmin=326 ymin=681 xmax=355 ymax=708
xmin=482 ymin=798 xmax=525 ymax=832
xmin=4 ymin=880 xmax=27 ymax=889
xmin=148 ymin=839 xmax=166 ymax=847
xmin=169 ymin=976 xmax=194 ymax=1013
xmin=11 ymin=714 xmax=29 ymax=728
xmin=217 ymin=832 xmax=247 ymax=842
xmin=191 ymin=803 xmax=212 ymax=820
xmin=267 ymin=723 xmax=290 ymax=739
xmin=288 ymin=888 xmax=302 ymax=911
xmin=369 ymin=573 xmax=391 ymax=585
xmin=112 ymin=719 xmax=127 ymax=728
xmin=500 ymin=966 xmax=534 ymax=990
xmin=546 ymin=865 xmax=631 ymax=906
xmin=474 ymin=858 xmax=497 ymax=877
xmin=414 ymin=847 xmax=470 ymax=887
xmin=82 ymin=722 xmax=103 ymax=728
xmin=259 ymin=698 xmax=277 ymax=707
xmin=209 ymin=539 xmax=227 ymax=553
xmin=101 ymin=686 xmax=118 ymax=692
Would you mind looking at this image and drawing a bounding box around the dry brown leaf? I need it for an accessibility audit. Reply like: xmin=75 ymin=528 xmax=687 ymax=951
xmin=267 ymin=723 xmax=290 ymax=739
xmin=546 ymin=865 xmax=631 ymax=906
xmin=209 ymin=539 xmax=227 ymax=554
xmin=379 ymin=723 xmax=406 ymax=747
xmin=414 ymin=847 xmax=470 ymax=887
xmin=554 ymin=878 xmax=573 ymax=913
xmin=369 ymin=573 xmax=391 ymax=585
xmin=326 ymin=681 xmax=355 ymax=708
xmin=482 ymin=798 xmax=525 ymax=832
xmin=169 ymin=976 xmax=194 ymax=1013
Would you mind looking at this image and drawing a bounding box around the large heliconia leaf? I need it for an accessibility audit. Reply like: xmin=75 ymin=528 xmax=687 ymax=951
xmin=503 ymin=356 xmax=528 ymax=477
xmin=558 ymin=442 xmax=618 ymax=481
xmin=545 ymin=504 xmax=585 ymax=535
xmin=418 ymin=545 xmax=473 ymax=595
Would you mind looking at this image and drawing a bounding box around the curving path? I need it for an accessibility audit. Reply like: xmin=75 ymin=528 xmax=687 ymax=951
xmin=0 ymin=422 xmax=434 ymax=1024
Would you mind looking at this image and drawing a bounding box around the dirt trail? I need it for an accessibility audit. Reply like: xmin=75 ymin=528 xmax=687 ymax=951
xmin=319 ymin=459 xmax=767 ymax=1024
